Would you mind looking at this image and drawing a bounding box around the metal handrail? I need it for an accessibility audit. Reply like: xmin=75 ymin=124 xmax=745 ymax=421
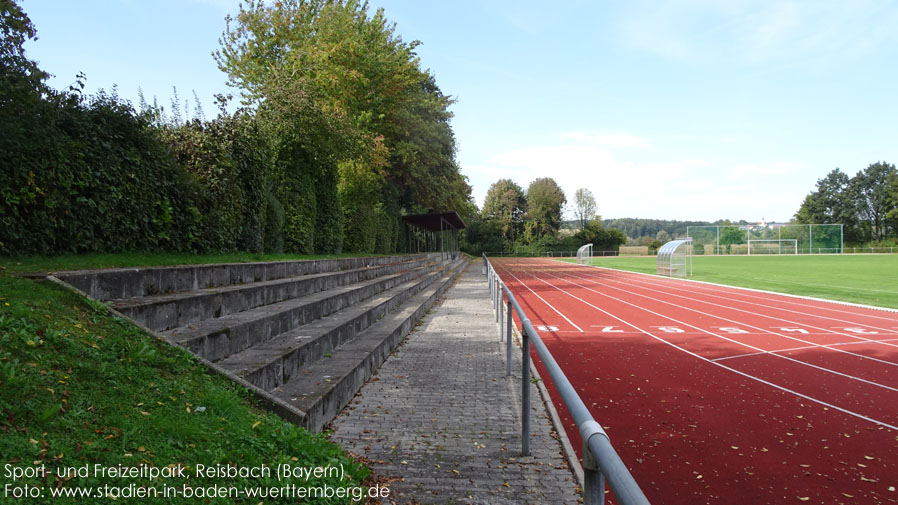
xmin=483 ymin=253 xmax=650 ymax=505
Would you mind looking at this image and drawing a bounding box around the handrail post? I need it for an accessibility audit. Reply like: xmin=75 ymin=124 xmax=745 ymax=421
xmin=521 ymin=326 xmax=531 ymax=456
xmin=506 ymin=298 xmax=513 ymax=377
xmin=495 ymin=279 xmax=500 ymax=322
xmin=498 ymin=289 xmax=504 ymax=342
xmin=581 ymin=421 xmax=607 ymax=505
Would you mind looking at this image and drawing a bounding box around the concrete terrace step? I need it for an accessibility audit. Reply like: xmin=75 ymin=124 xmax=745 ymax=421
xmin=217 ymin=265 xmax=449 ymax=391
xmin=158 ymin=260 xmax=443 ymax=362
xmin=109 ymin=256 xmax=433 ymax=332
xmin=272 ymin=257 xmax=468 ymax=431
xmin=55 ymin=254 xmax=429 ymax=301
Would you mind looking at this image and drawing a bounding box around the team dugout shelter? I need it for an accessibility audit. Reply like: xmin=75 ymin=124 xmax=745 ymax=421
xmin=402 ymin=212 xmax=465 ymax=262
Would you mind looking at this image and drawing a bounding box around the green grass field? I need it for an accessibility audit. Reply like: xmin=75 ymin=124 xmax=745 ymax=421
xmin=566 ymin=254 xmax=898 ymax=309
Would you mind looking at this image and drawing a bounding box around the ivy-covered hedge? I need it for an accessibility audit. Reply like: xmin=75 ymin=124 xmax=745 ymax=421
xmin=2 ymin=0 xmax=473 ymax=257
xmin=1 ymin=91 xmax=196 ymax=254
xmin=0 ymin=87 xmax=349 ymax=256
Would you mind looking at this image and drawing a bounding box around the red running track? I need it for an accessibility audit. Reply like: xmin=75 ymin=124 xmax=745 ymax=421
xmin=491 ymin=258 xmax=898 ymax=505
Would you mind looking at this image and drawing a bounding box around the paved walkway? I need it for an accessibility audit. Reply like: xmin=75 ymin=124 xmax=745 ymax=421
xmin=330 ymin=262 xmax=580 ymax=505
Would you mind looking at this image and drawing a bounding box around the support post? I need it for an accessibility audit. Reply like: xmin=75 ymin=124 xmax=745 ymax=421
xmin=499 ymin=288 xmax=504 ymax=342
xmin=506 ymin=299 xmax=513 ymax=377
xmin=581 ymin=422 xmax=607 ymax=505
xmin=521 ymin=327 xmax=531 ymax=456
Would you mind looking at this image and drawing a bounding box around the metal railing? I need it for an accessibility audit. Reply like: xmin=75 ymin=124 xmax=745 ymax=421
xmin=483 ymin=254 xmax=650 ymax=505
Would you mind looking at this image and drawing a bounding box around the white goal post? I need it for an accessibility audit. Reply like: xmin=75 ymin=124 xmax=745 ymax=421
xmin=576 ymin=243 xmax=593 ymax=265
xmin=747 ymin=239 xmax=798 ymax=255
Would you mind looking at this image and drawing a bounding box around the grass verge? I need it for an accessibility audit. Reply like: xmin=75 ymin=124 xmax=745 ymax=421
xmin=0 ymin=273 xmax=370 ymax=504
xmin=563 ymin=254 xmax=898 ymax=309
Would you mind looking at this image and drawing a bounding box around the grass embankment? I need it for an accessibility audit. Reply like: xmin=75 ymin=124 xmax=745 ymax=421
xmin=568 ymin=255 xmax=898 ymax=309
xmin=2 ymin=251 xmax=387 ymax=275
xmin=0 ymin=256 xmax=372 ymax=504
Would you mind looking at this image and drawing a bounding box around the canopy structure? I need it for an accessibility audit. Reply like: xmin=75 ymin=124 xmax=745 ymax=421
xmin=656 ymin=239 xmax=692 ymax=278
xmin=402 ymin=212 xmax=466 ymax=261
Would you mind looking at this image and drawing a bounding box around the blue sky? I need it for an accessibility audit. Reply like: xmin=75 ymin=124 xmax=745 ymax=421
xmin=22 ymin=0 xmax=898 ymax=222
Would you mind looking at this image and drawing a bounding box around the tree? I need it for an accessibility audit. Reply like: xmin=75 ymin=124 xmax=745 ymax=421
xmin=719 ymin=226 xmax=745 ymax=254
xmin=572 ymin=188 xmax=597 ymax=230
xmin=524 ymin=177 xmax=566 ymax=242
xmin=574 ymin=218 xmax=626 ymax=251
xmin=482 ymin=179 xmax=526 ymax=243
xmin=849 ymin=162 xmax=896 ymax=241
xmin=214 ymin=0 xmax=471 ymax=252
xmin=794 ymin=168 xmax=862 ymax=242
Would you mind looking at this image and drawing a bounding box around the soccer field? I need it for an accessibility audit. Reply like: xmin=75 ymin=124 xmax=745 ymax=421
xmin=574 ymin=254 xmax=898 ymax=309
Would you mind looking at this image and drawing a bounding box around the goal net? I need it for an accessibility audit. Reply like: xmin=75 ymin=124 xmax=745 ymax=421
xmin=686 ymin=224 xmax=843 ymax=255
xmin=747 ymin=239 xmax=798 ymax=255
xmin=576 ymin=243 xmax=593 ymax=265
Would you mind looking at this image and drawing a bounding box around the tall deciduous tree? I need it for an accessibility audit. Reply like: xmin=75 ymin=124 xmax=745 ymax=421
xmin=572 ymin=188 xmax=597 ymax=230
xmin=482 ymin=179 xmax=526 ymax=243
xmin=214 ymin=0 xmax=470 ymax=223
xmin=794 ymin=168 xmax=862 ymax=242
xmin=524 ymin=178 xmax=566 ymax=242
xmin=849 ymin=162 xmax=896 ymax=241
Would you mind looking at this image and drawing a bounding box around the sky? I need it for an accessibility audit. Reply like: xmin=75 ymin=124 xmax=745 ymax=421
xmin=21 ymin=0 xmax=898 ymax=223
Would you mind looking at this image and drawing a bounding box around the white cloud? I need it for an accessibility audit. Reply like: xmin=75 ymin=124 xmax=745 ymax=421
xmin=619 ymin=1 xmax=898 ymax=68
xmin=462 ymin=130 xmax=806 ymax=221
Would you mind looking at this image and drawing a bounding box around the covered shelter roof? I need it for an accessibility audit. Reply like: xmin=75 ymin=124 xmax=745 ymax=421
xmin=402 ymin=212 xmax=466 ymax=231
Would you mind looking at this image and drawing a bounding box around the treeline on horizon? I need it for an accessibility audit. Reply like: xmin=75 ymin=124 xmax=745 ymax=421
xmin=600 ymin=161 xmax=898 ymax=248
xmin=462 ymin=180 xmax=627 ymax=255
xmin=0 ymin=0 xmax=471 ymax=256
xmin=472 ymin=159 xmax=898 ymax=255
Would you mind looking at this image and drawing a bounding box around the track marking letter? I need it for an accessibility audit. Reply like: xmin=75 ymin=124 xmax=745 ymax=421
xmin=716 ymin=327 xmax=750 ymax=334
xmin=776 ymin=327 xmax=809 ymax=334
xmin=653 ymin=326 xmax=685 ymax=334
xmin=841 ymin=327 xmax=879 ymax=335
xmin=597 ymin=326 xmax=623 ymax=333
xmin=536 ymin=325 xmax=559 ymax=332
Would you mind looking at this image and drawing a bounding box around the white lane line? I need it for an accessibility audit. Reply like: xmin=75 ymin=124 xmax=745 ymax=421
xmin=585 ymin=263 xmax=898 ymax=320
xmin=616 ymin=271 xmax=898 ymax=335
xmin=565 ymin=268 xmax=898 ymax=356
xmin=712 ymin=338 xmax=898 ymax=362
xmin=540 ymin=272 xmax=898 ymax=393
xmin=497 ymin=266 xmax=584 ymax=333
xmin=528 ymin=271 xmax=898 ymax=432
xmin=558 ymin=269 xmax=898 ymax=368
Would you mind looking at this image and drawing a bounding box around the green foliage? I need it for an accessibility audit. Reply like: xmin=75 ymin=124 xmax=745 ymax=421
xmin=718 ymin=226 xmax=745 ymax=253
xmin=795 ymin=162 xmax=898 ymax=243
xmin=524 ymin=177 xmax=566 ymax=242
xmin=574 ymin=218 xmax=627 ymax=251
xmin=2 ymin=0 xmax=469 ymax=257
xmin=482 ymin=179 xmax=526 ymax=243
xmin=573 ymin=188 xmax=598 ymax=229
xmin=217 ymin=0 xmax=471 ymax=253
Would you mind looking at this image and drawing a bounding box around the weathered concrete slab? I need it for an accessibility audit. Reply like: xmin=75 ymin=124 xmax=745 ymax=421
xmin=55 ymin=254 xmax=431 ymax=301
xmin=111 ymin=256 xmax=433 ymax=331
xmin=275 ymin=259 xmax=468 ymax=432
xmin=218 ymin=267 xmax=448 ymax=391
xmin=159 ymin=262 xmax=443 ymax=361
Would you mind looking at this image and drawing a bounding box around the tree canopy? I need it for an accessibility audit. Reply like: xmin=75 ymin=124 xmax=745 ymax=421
xmin=482 ymin=179 xmax=526 ymax=243
xmin=524 ymin=177 xmax=566 ymax=242
xmin=795 ymin=162 xmax=898 ymax=243
xmin=572 ymin=188 xmax=597 ymax=229
xmin=1 ymin=0 xmax=471 ymax=256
